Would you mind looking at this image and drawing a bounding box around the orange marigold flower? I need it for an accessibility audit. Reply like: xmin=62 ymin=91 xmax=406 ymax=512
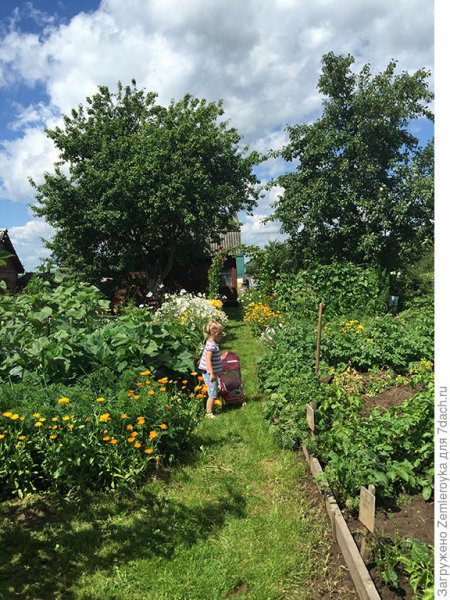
xmin=99 ymin=413 xmax=111 ymax=422
xmin=182 ymin=380 xmax=188 ymax=384
xmin=127 ymin=437 xmax=135 ymax=443
xmin=157 ymin=377 xmax=169 ymax=384
xmin=148 ymin=390 xmax=155 ymax=395
xmin=149 ymin=431 xmax=158 ymax=440
xmin=144 ymin=448 xmax=154 ymax=455
xmin=120 ymin=413 xmax=127 ymax=419
xmin=18 ymin=435 xmax=26 ymax=441
xmin=140 ymin=370 xmax=151 ymax=376
xmin=190 ymin=372 xmax=198 ymax=376
xmin=134 ymin=442 xmax=142 ymax=448
xmin=103 ymin=436 xmax=111 ymax=441
xmin=110 ymin=439 xmax=118 ymax=445
xmin=126 ymin=424 xmax=134 ymax=431
xmin=50 ymin=434 xmax=57 ymax=440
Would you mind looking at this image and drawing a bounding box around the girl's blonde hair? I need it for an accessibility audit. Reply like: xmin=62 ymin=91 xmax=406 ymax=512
xmin=203 ymin=320 xmax=224 ymax=337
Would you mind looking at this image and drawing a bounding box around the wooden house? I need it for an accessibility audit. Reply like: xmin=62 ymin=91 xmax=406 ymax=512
xmin=0 ymin=229 xmax=25 ymax=292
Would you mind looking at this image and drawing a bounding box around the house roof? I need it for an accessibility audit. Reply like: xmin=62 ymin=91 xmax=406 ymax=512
xmin=210 ymin=230 xmax=242 ymax=253
xmin=0 ymin=229 xmax=25 ymax=273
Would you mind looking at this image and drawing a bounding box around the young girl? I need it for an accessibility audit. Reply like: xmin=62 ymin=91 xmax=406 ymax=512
xmin=198 ymin=320 xmax=224 ymax=418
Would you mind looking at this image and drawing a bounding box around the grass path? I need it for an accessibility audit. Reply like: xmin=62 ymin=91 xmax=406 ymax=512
xmin=0 ymin=309 xmax=352 ymax=599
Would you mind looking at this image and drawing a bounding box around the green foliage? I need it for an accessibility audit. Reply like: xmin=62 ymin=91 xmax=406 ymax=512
xmin=313 ymin=366 xmax=434 ymax=504
xmin=0 ymin=369 xmax=204 ymax=498
xmin=0 ymin=276 xmax=199 ymax=384
xmin=321 ymin=307 xmax=433 ymax=371
xmin=0 ymin=250 xmax=14 ymax=267
xmin=375 ymin=536 xmax=434 ymax=598
xmin=273 ymin=262 xmax=389 ymax=319
xmin=271 ymin=52 xmax=434 ymax=272
xmin=32 ymin=82 xmax=260 ymax=290
xmin=243 ymin=241 xmax=299 ymax=295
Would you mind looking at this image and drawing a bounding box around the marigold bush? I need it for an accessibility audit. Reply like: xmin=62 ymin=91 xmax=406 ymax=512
xmin=0 ymin=369 xmax=208 ymax=497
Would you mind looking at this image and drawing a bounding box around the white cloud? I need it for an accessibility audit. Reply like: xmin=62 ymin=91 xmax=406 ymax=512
xmin=0 ymin=0 xmax=434 ymax=212
xmin=0 ymin=127 xmax=58 ymax=202
xmin=8 ymin=219 xmax=54 ymax=271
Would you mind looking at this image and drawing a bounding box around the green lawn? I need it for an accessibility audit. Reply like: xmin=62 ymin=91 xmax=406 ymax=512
xmin=0 ymin=309 xmax=335 ymax=600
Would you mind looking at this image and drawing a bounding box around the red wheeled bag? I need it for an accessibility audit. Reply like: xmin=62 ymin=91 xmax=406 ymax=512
xmin=218 ymin=351 xmax=245 ymax=406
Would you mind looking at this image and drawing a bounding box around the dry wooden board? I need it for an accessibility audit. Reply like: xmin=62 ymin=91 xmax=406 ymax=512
xmin=359 ymin=485 xmax=376 ymax=533
xmin=307 ymin=457 xmax=381 ymax=600
xmin=306 ymin=403 xmax=315 ymax=432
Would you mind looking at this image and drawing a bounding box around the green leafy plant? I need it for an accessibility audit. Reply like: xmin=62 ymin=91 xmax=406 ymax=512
xmin=375 ymin=536 xmax=434 ymax=598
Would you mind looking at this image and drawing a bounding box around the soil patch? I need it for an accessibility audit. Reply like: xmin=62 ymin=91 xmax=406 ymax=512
xmin=346 ymin=494 xmax=433 ymax=599
xmin=299 ymin=456 xmax=358 ymax=600
xmin=361 ymin=384 xmax=424 ymax=416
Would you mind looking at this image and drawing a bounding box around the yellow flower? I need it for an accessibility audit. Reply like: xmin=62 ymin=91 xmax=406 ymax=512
xmin=58 ymin=397 xmax=70 ymax=405
xmin=159 ymin=387 xmax=167 ymax=392
xmin=133 ymin=395 xmax=140 ymax=400
xmin=149 ymin=431 xmax=158 ymax=440
xmin=140 ymin=370 xmax=151 ymax=376
xmin=120 ymin=413 xmax=128 ymax=419
xmin=2 ymin=411 xmax=13 ymax=418
xmin=51 ymin=425 xmax=58 ymax=430
xmin=102 ymin=436 xmax=111 ymax=441
xmin=50 ymin=434 xmax=57 ymax=440
xmin=159 ymin=423 xmax=168 ymax=430
xmin=127 ymin=437 xmax=136 ymax=443
xmin=182 ymin=380 xmax=188 ymax=384
xmin=18 ymin=435 xmax=26 ymax=441
xmin=99 ymin=413 xmax=111 ymax=422
xmin=0 ymin=434 xmax=5 ymax=440
xmin=51 ymin=417 xmax=58 ymax=422
xmin=39 ymin=417 xmax=46 ymax=422
xmin=11 ymin=414 xmax=20 ymax=420
xmin=19 ymin=416 xmax=25 ymax=421
xmin=126 ymin=424 xmax=134 ymax=431
xmin=214 ymin=399 xmax=222 ymax=407
xmin=147 ymin=390 xmax=155 ymax=395
xmin=144 ymin=448 xmax=154 ymax=454
xmin=190 ymin=372 xmax=198 ymax=376
xmin=189 ymin=393 xmax=195 ymax=399
xmin=62 ymin=416 xmax=70 ymax=421
xmin=145 ymin=380 xmax=151 ymax=385
xmin=96 ymin=397 xmax=106 ymax=403
xmin=134 ymin=442 xmax=142 ymax=449
xmin=35 ymin=422 xmax=43 ymax=428
xmin=68 ymin=424 xmax=74 ymax=431
xmin=366 ymin=338 xmax=374 ymax=342
xmin=110 ymin=439 xmax=118 ymax=445
xmin=137 ymin=417 xmax=145 ymax=425
xmin=157 ymin=377 xmax=169 ymax=384
xmin=137 ymin=382 xmax=143 ymax=388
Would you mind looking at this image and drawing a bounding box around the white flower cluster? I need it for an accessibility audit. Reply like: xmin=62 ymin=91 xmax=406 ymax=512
xmin=155 ymin=290 xmax=228 ymax=332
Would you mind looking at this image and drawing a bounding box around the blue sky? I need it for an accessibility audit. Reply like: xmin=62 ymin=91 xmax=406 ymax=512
xmin=0 ymin=0 xmax=434 ymax=270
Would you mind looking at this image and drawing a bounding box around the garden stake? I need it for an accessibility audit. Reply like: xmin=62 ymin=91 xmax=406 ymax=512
xmin=314 ymin=302 xmax=323 ymax=373
xmin=359 ymin=484 xmax=376 ymax=563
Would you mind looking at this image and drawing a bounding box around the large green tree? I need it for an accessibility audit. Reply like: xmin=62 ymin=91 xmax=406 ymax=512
xmin=271 ymin=53 xmax=434 ymax=271
xmin=32 ymin=82 xmax=259 ymax=290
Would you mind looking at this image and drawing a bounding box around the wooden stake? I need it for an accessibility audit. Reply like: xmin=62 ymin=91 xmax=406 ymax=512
xmin=315 ymin=302 xmax=323 ymax=373
xmin=359 ymin=484 xmax=376 ymax=564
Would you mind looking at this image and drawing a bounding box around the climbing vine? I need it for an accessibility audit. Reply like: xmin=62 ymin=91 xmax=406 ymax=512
xmin=207 ymin=244 xmax=257 ymax=299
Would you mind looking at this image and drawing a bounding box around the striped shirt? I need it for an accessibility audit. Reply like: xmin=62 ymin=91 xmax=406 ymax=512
xmin=199 ymin=340 xmax=222 ymax=374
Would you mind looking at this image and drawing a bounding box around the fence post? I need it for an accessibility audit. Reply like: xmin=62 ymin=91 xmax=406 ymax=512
xmin=315 ymin=302 xmax=323 ymax=373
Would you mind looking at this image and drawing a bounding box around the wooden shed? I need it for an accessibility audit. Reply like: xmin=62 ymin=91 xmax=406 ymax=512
xmin=0 ymin=229 xmax=25 ymax=292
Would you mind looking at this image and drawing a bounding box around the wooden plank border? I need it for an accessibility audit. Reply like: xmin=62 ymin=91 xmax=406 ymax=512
xmin=304 ymin=447 xmax=381 ymax=600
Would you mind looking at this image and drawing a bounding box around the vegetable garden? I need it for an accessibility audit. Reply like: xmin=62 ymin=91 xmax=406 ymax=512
xmin=244 ymin=261 xmax=434 ymax=599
